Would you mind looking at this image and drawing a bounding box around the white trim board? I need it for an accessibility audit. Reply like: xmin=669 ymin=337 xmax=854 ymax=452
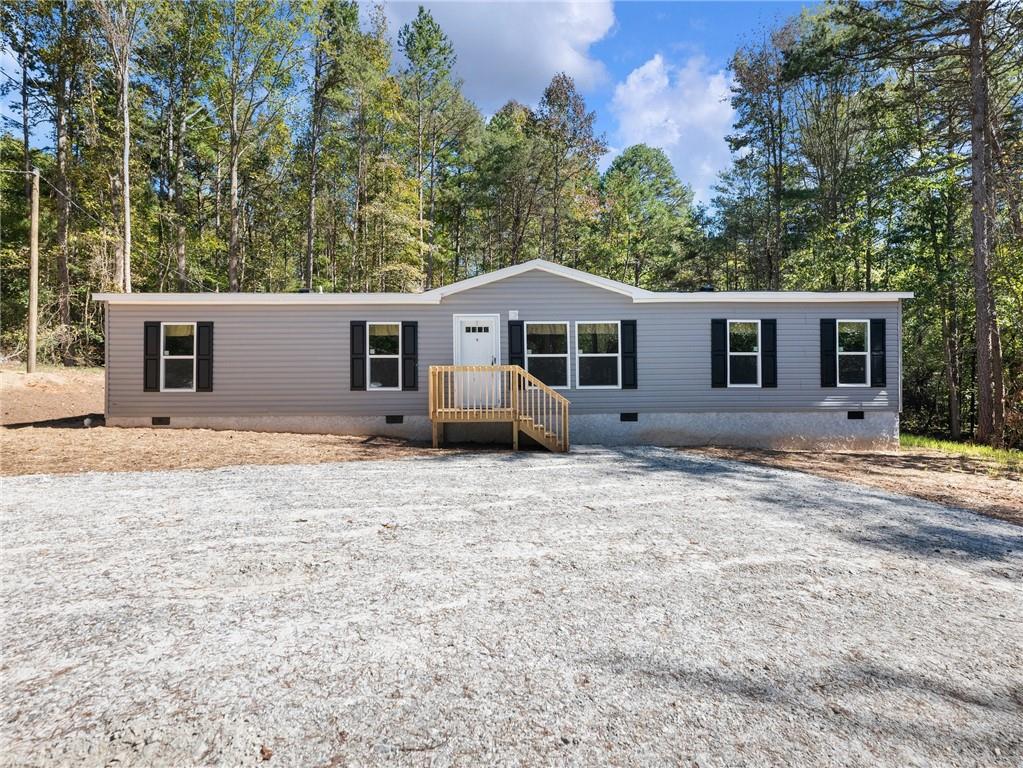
xmin=452 ymin=314 xmax=500 ymax=366
xmin=574 ymin=320 xmax=622 ymax=390
xmin=726 ymin=319 xmax=761 ymax=388
xmin=94 ymin=259 xmax=914 ymax=305
xmin=524 ymin=320 xmax=571 ymax=390
xmin=159 ymin=321 xmax=197 ymax=393
xmin=836 ymin=318 xmax=871 ymax=388
xmin=366 ymin=321 xmax=402 ymax=391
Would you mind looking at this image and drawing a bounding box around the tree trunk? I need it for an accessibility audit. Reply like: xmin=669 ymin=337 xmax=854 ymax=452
xmin=228 ymin=95 xmax=241 ymax=291
xmin=54 ymin=1 xmax=73 ymax=347
xmin=943 ymin=181 xmax=961 ymax=441
xmin=986 ymin=175 xmax=1006 ymax=443
xmin=229 ymin=146 xmax=240 ymax=291
xmin=304 ymin=37 xmax=323 ymax=291
xmin=427 ymin=130 xmax=438 ymax=283
xmin=418 ymin=93 xmax=429 ymax=289
xmin=175 ymin=107 xmax=188 ymax=290
xmin=551 ymin=151 xmax=561 ymax=262
xmin=112 ymin=169 xmax=124 ymax=290
xmin=120 ymin=42 xmax=132 ymax=293
xmin=214 ymin=154 xmax=222 ymax=234
xmin=967 ymin=1 xmax=1002 ymax=445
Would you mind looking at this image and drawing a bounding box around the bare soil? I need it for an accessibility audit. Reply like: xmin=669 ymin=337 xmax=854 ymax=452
xmin=691 ymin=446 xmax=1022 ymax=527
xmin=1 ymin=365 xmax=104 ymax=426
xmin=1 ymin=365 xmax=433 ymax=475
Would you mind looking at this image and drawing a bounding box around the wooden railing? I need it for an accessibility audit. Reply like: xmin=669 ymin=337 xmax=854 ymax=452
xmin=428 ymin=364 xmax=569 ymax=452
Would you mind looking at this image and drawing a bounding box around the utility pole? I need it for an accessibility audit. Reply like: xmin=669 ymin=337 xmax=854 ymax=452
xmin=28 ymin=167 xmax=39 ymax=373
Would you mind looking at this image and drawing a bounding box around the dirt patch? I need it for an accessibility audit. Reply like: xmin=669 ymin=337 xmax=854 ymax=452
xmin=1 ymin=365 xmax=104 ymax=427
xmin=1 ymin=364 xmax=437 ymax=475
xmin=690 ymin=446 xmax=1022 ymax=527
xmin=0 ymin=427 xmax=435 ymax=475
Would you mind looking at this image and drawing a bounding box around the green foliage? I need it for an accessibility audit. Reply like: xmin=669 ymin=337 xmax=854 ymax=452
xmin=900 ymin=434 xmax=1022 ymax=472
xmin=600 ymin=144 xmax=696 ymax=288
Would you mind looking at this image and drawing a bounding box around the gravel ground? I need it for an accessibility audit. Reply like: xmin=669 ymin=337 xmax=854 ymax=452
xmin=2 ymin=446 xmax=1021 ymax=767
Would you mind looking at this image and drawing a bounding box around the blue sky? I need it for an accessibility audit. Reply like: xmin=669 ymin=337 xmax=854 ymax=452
xmin=385 ymin=1 xmax=816 ymax=202
xmin=2 ymin=1 xmax=816 ymax=204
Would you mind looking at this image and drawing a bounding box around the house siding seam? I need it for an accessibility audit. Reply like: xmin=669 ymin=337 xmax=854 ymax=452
xmin=104 ymin=271 xmax=903 ymax=419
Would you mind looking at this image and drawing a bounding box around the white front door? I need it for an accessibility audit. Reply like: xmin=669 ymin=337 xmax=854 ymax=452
xmin=453 ymin=315 xmax=500 ymax=407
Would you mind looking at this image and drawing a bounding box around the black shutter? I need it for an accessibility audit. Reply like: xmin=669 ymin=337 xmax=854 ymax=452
xmin=711 ymin=319 xmax=727 ymax=388
xmin=196 ymin=322 xmax=213 ymax=392
xmin=820 ymin=318 xmax=837 ymax=387
xmin=508 ymin=320 xmax=524 ymax=367
xmin=621 ymin=320 xmax=637 ymax=389
xmin=761 ymin=319 xmax=777 ymax=388
xmin=401 ymin=321 xmax=418 ymax=391
xmin=350 ymin=321 xmax=366 ymax=391
xmin=143 ymin=321 xmax=160 ymax=391
xmin=870 ymin=318 xmax=886 ymax=388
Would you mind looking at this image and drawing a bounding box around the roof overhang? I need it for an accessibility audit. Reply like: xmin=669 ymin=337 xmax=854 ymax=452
xmin=91 ymin=292 xmax=444 ymax=305
xmin=634 ymin=291 xmax=914 ymax=303
xmin=92 ymin=260 xmax=913 ymax=305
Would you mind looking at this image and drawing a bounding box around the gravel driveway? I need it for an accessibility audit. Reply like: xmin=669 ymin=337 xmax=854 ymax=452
xmin=2 ymin=446 xmax=1021 ymax=767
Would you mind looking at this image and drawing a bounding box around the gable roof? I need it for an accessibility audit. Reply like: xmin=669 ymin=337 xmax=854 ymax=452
xmin=93 ymin=259 xmax=912 ymax=304
xmin=423 ymin=259 xmax=644 ymax=300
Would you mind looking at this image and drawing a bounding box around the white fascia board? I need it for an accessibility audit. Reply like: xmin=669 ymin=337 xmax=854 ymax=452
xmin=634 ymin=291 xmax=914 ymax=303
xmin=92 ymin=292 xmax=441 ymax=305
xmin=94 ymin=275 xmax=912 ymax=305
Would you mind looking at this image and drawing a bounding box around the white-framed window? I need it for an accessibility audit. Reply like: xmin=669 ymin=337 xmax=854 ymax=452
xmin=727 ymin=319 xmax=760 ymax=387
xmin=837 ymin=319 xmax=869 ymax=386
xmin=576 ymin=321 xmax=621 ymax=389
xmin=524 ymin=321 xmax=569 ymax=388
xmin=160 ymin=322 xmax=196 ymax=392
xmin=367 ymin=322 xmax=401 ymax=390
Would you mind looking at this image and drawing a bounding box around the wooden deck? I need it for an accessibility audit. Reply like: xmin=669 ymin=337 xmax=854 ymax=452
xmin=428 ymin=365 xmax=569 ymax=452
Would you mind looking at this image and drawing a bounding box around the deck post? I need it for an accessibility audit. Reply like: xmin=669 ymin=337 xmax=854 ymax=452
xmin=426 ymin=364 xmax=566 ymax=453
xmin=510 ymin=367 xmax=519 ymax=451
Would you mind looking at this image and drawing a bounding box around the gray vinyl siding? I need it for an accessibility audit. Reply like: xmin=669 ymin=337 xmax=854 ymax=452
xmin=105 ymin=271 xmax=902 ymax=418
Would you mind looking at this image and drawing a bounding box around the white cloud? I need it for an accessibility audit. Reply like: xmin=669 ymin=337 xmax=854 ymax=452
xmin=609 ymin=53 xmax=733 ymax=204
xmin=384 ymin=1 xmax=615 ymax=112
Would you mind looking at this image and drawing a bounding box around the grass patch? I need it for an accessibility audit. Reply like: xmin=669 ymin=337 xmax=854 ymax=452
xmin=901 ymin=433 xmax=1022 ymax=470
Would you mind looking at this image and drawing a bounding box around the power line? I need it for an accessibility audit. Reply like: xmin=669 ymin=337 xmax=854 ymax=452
xmin=36 ymin=172 xmax=108 ymax=229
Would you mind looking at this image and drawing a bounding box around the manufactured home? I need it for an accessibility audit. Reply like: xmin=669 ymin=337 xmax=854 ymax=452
xmin=94 ymin=260 xmax=912 ymax=451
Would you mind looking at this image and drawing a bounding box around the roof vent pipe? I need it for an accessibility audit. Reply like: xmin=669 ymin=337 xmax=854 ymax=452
xmin=298 ymin=287 xmax=310 ymax=294
xmin=698 ymin=284 xmax=716 ymax=292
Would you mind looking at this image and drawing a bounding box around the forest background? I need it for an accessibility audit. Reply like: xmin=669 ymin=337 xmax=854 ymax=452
xmin=1 ymin=0 xmax=1020 ymax=446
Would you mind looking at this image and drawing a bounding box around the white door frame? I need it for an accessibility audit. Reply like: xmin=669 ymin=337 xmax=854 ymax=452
xmin=452 ymin=314 xmax=501 ymax=365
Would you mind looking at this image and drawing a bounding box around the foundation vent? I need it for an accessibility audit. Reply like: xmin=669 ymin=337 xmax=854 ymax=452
xmin=152 ymin=416 xmax=171 ymax=426
xmin=385 ymin=415 xmax=404 ymax=424
xmin=620 ymin=413 xmax=639 ymax=422
xmin=847 ymin=411 xmax=864 ymax=420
